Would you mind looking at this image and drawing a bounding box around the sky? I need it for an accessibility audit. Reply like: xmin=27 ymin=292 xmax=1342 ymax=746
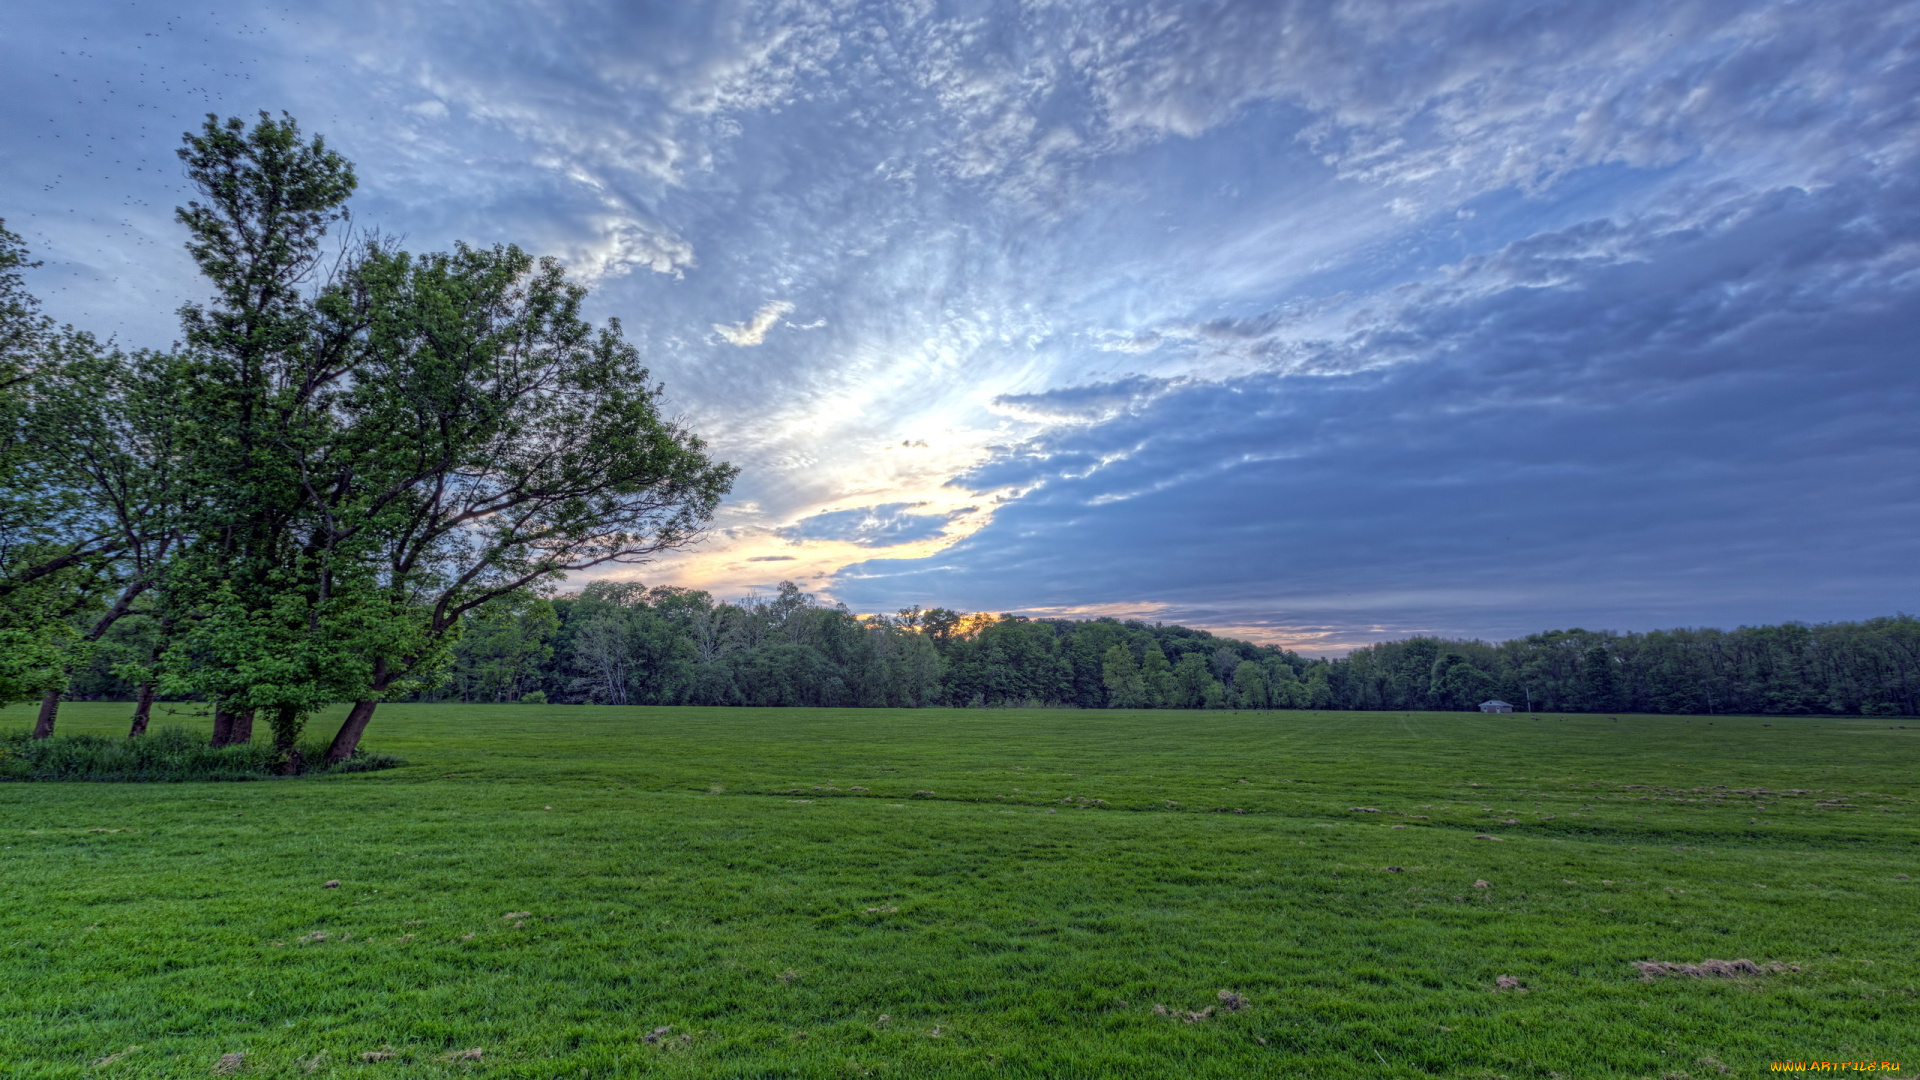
xmin=5 ymin=0 xmax=1917 ymax=651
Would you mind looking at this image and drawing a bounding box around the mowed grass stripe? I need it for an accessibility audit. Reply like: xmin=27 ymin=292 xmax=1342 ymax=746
xmin=0 ymin=703 xmax=1914 ymax=1078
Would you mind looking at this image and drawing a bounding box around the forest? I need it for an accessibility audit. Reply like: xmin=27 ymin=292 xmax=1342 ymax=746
xmin=67 ymin=579 xmax=1920 ymax=717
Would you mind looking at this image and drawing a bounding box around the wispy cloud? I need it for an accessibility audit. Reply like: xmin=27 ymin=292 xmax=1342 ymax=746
xmin=714 ymin=301 xmax=795 ymax=346
xmin=777 ymin=502 xmax=971 ymax=548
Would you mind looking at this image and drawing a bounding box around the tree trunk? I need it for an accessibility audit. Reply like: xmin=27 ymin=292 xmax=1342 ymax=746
xmin=211 ymin=705 xmax=235 ymax=746
xmin=230 ymin=708 xmax=255 ymax=745
xmin=128 ymin=682 xmax=157 ymax=737
xmin=272 ymin=704 xmax=303 ymax=774
xmin=31 ymin=690 xmax=61 ymax=739
xmin=326 ymin=699 xmax=379 ymax=764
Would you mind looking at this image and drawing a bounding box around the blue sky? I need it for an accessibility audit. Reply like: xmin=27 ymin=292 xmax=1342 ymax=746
xmin=6 ymin=0 xmax=1917 ymax=649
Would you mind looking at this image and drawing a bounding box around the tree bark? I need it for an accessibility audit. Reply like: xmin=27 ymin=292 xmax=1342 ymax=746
xmin=128 ymin=682 xmax=157 ymax=737
xmin=211 ymin=706 xmax=235 ymax=746
xmin=326 ymin=699 xmax=379 ymax=764
xmin=229 ymin=708 xmax=255 ymax=745
xmin=272 ymin=704 xmax=302 ymax=774
xmin=31 ymin=690 xmax=61 ymax=739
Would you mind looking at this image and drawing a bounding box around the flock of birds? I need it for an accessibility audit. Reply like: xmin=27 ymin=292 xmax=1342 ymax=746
xmin=14 ymin=5 xmax=349 ymax=341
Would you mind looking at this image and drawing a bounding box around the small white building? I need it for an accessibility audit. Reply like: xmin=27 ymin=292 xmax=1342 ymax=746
xmin=1479 ymin=700 xmax=1514 ymax=713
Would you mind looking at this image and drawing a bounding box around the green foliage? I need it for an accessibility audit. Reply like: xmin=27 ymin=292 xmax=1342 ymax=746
xmin=0 ymin=569 xmax=86 ymax=707
xmin=1333 ymin=616 xmax=1920 ymax=715
xmin=424 ymin=582 xmax=1920 ymax=716
xmin=0 ymin=233 xmax=143 ymax=706
xmin=943 ymin=614 xmax=1071 ymax=706
xmin=521 ymin=580 xmax=941 ymax=709
xmin=0 ymin=219 xmax=53 ymax=375
xmin=1140 ymin=640 xmax=1175 ymax=706
xmin=0 ymin=724 xmax=401 ymax=782
xmin=173 ymin=111 xmax=357 ymax=315
xmin=1304 ymin=665 xmax=1335 ymax=709
xmin=1 ymin=700 xmax=1912 ymax=1075
xmin=445 ymin=595 xmax=559 ymax=704
xmin=1429 ymin=650 xmax=1496 ymax=710
xmin=1100 ymin=643 xmax=1145 ymax=708
xmin=1230 ymin=660 xmax=1269 ymax=708
xmin=159 ymin=112 xmax=423 ymax=740
xmin=1170 ymin=651 xmax=1223 ymax=708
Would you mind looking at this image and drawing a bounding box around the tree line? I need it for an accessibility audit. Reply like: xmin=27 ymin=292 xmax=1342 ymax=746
xmin=65 ymin=570 xmax=1920 ymax=716
xmin=1 ymin=113 xmax=733 ymax=764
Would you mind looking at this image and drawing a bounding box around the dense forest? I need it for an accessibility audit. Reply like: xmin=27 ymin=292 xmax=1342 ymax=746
xmin=66 ymin=580 xmax=1920 ymax=716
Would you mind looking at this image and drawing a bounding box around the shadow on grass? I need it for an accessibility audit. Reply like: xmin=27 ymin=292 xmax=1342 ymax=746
xmin=0 ymin=725 xmax=405 ymax=782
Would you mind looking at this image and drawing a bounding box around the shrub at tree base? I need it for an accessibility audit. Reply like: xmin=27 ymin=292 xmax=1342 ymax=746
xmin=0 ymin=726 xmax=403 ymax=782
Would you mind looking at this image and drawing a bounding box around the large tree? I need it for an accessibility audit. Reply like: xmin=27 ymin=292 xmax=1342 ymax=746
xmin=311 ymin=241 xmax=735 ymax=761
xmin=147 ymin=113 xmax=732 ymax=764
xmin=154 ymin=111 xmax=374 ymax=759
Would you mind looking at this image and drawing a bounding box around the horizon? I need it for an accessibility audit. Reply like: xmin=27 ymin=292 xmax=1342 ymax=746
xmin=548 ymin=580 xmax=1916 ymax=659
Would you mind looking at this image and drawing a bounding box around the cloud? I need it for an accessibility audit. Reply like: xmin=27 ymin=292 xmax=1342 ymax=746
xmin=570 ymin=214 xmax=696 ymax=281
xmin=778 ymin=502 xmax=969 ymax=548
xmin=990 ymin=375 xmax=1178 ymax=424
xmin=1065 ymin=0 xmax=1920 ymax=196
xmin=834 ymin=171 xmax=1920 ymax=642
xmin=1091 ymin=331 xmax=1164 ymax=354
xmin=714 ymin=301 xmax=795 ymax=346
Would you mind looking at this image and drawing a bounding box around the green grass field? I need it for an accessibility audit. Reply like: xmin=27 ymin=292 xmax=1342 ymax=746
xmin=1 ymin=704 xmax=1914 ymax=1078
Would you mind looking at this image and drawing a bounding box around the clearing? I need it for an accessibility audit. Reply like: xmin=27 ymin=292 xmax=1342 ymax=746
xmin=1 ymin=703 xmax=1914 ymax=1077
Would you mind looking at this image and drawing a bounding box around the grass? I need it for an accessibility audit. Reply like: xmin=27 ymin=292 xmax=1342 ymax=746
xmin=0 ymin=703 xmax=1914 ymax=1078
xmin=0 ymin=725 xmax=405 ymax=782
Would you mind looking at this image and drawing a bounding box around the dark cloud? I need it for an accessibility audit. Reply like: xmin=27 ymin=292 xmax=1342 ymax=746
xmin=990 ymin=375 xmax=1179 ymax=424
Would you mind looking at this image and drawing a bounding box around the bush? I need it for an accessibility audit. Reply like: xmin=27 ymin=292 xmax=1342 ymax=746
xmin=0 ymin=726 xmax=406 ymax=782
xmin=519 ymin=690 xmax=548 ymax=704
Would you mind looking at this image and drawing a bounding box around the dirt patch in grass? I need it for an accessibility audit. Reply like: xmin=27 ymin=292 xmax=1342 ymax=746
xmin=1633 ymin=959 xmax=1798 ymax=981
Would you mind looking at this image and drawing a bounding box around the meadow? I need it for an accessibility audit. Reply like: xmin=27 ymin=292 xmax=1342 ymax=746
xmin=0 ymin=703 xmax=1913 ymax=1079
